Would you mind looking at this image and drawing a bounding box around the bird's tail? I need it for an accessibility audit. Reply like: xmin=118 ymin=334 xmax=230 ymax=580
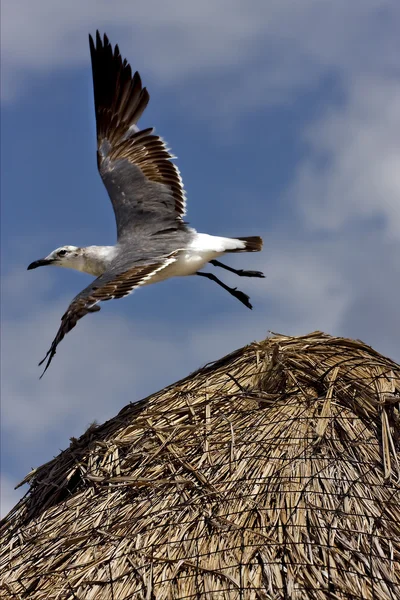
xmin=227 ymin=236 xmax=263 ymax=252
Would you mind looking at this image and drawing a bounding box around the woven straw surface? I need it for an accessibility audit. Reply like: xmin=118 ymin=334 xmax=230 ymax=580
xmin=1 ymin=331 xmax=400 ymax=599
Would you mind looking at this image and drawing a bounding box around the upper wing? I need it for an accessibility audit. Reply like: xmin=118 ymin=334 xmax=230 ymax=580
xmin=89 ymin=31 xmax=187 ymax=239
xmin=38 ymin=253 xmax=178 ymax=377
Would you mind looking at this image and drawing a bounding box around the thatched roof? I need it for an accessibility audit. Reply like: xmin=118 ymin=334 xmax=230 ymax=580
xmin=1 ymin=331 xmax=400 ymax=599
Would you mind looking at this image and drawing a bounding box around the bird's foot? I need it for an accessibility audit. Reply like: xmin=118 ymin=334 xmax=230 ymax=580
xmin=231 ymin=288 xmax=253 ymax=309
xmin=237 ymin=270 xmax=265 ymax=278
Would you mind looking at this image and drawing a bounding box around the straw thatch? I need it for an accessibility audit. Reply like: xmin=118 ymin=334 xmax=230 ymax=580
xmin=1 ymin=331 xmax=400 ymax=599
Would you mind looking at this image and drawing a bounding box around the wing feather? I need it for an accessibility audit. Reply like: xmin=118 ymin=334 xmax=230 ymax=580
xmin=39 ymin=254 xmax=178 ymax=377
xmin=89 ymin=31 xmax=187 ymax=238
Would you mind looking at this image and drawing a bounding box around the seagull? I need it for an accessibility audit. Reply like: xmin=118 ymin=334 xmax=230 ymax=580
xmin=28 ymin=31 xmax=264 ymax=377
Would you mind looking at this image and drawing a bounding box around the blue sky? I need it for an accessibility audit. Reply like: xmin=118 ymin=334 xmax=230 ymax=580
xmin=1 ymin=0 xmax=400 ymax=515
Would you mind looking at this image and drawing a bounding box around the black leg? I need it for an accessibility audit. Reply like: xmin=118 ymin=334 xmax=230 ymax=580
xmin=210 ymin=259 xmax=264 ymax=278
xmin=197 ymin=271 xmax=252 ymax=309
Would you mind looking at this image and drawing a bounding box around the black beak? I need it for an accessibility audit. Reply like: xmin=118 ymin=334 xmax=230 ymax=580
xmin=27 ymin=258 xmax=54 ymax=270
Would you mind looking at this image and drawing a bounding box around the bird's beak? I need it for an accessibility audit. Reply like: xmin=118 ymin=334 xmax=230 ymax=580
xmin=27 ymin=258 xmax=55 ymax=270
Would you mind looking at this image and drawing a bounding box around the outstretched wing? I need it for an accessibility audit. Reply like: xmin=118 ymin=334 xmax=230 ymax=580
xmin=89 ymin=31 xmax=187 ymax=239
xmin=39 ymin=253 xmax=178 ymax=377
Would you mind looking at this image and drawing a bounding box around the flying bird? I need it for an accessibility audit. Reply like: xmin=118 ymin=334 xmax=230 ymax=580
xmin=28 ymin=31 xmax=264 ymax=376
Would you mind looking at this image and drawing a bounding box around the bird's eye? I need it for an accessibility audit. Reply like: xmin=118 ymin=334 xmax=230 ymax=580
xmin=58 ymin=249 xmax=68 ymax=257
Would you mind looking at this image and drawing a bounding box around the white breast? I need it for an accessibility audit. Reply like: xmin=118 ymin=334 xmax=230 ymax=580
xmin=145 ymin=233 xmax=246 ymax=285
xmin=147 ymin=249 xmax=219 ymax=284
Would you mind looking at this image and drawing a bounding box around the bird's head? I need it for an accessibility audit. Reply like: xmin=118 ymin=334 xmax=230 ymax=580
xmin=27 ymin=246 xmax=83 ymax=271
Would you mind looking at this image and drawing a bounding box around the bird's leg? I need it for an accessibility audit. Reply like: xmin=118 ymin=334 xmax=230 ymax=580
xmin=197 ymin=271 xmax=252 ymax=309
xmin=210 ymin=259 xmax=264 ymax=278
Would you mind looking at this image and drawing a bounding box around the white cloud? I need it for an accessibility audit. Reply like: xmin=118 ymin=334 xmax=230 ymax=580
xmin=290 ymin=77 xmax=400 ymax=239
xmin=261 ymin=243 xmax=350 ymax=334
xmin=2 ymin=0 xmax=399 ymax=114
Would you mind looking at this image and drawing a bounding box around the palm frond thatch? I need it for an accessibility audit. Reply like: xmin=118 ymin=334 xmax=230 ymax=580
xmin=1 ymin=331 xmax=400 ymax=599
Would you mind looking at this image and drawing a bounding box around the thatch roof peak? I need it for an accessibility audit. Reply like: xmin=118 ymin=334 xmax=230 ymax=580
xmin=1 ymin=331 xmax=400 ymax=599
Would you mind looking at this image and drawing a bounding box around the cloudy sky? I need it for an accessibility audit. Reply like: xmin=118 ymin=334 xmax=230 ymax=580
xmin=2 ymin=0 xmax=400 ymax=516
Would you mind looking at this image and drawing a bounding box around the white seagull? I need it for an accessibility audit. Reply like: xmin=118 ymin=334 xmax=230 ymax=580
xmin=28 ymin=31 xmax=264 ymax=376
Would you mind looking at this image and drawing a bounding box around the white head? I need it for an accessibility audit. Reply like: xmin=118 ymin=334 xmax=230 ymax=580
xmin=27 ymin=246 xmax=85 ymax=271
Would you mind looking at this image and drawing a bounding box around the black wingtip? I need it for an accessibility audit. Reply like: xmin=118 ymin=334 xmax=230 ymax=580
xmin=89 ymin=30 xmax=105 ymax=52
xmin=38 ymin=348 xmax=54 ymax=379
xmin=39 ymin=359 xmax=51 ymax=379
xmin=103 ymin=32 xmax=110 ymax=48
xmin=89 ymin=33 xmax=96 ymax=55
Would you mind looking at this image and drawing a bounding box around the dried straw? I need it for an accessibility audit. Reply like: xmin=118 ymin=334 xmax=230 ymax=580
xmin=1 ymin=331 xmax=400 ymax=599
